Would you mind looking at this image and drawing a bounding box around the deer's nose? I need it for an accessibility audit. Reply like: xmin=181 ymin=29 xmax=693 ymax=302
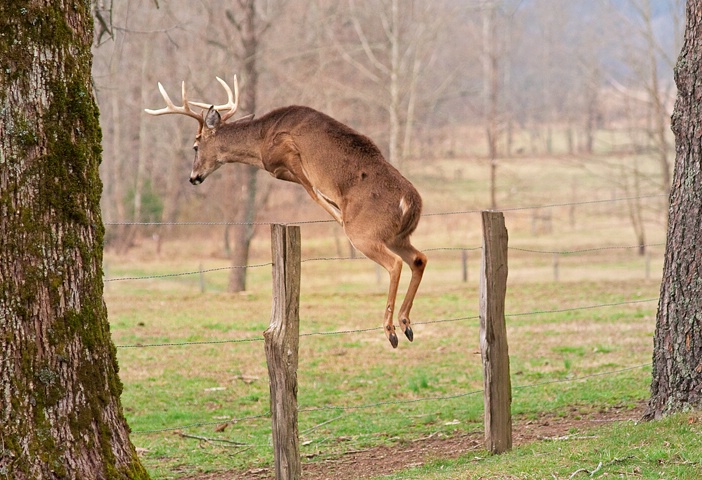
xmin=190 ymin=175 xmax=203 ymax=185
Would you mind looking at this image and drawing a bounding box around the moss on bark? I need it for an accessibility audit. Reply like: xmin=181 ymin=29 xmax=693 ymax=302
xmin=0 ymin=1 xmax=150 ymax=478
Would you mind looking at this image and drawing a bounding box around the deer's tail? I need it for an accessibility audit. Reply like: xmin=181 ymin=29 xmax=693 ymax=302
xmin=397 ymin=189 xmax=423 ymax=240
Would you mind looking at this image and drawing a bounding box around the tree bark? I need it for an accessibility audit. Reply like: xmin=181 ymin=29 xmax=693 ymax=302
xmin=644 ymin=0 xmax=702 ymax=420
xmin=0 ymin=2 xmax=149 ymax=478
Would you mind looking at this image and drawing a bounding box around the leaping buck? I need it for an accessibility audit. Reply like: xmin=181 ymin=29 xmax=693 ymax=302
xmin=145 ymin=76 xmax=427 ymax=348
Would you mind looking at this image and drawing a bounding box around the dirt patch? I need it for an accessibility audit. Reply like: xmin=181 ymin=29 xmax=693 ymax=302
xmin=181 ymin=403 xmax=645 ymax=480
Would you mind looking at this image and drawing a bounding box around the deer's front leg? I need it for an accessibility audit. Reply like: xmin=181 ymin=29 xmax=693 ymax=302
xmin=266 ymin=146 xmax=344 ymax=225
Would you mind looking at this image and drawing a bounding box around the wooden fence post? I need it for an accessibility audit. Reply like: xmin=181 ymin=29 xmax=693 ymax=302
xmin=265 ymin=224 xmax=302 ymax=480
xmin=479 ymin=211 xmax=512 ymax=454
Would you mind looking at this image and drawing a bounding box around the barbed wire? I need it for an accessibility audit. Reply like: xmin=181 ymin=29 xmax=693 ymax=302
xmin=104 ymin=241 xmax=661 ymax=283
xmin=114 ymin=297 xmax=657 ymax=349
xmin=116 ymin=336 xmax=264 ymax=349
xmin=104 ymin=262 xmax=273 ymax=282
xmin=131 ymin=411 xmax=272 ymax=434
xmin=298 ymin=389 xmax=485 ymax=414
xmin=509 ymin=242 xmax=665 ymax=255
xmin=104 ymin=192 xmax=665 ymax=227
xmin=511 ymin=364 xmax=650 ymax=391
xmin=105 ymin=220 xmax=281 ymax=226
xmin=495 ymin=193 xmax=666 ymax=213
xmin=129 ymin=363 xmax=650 ymax=435
xmin=298 ymin=246 xmax=483 ymax=264
xmin=112 ymin=196 xmax=663 ymax=438
xmin=506 ymin=297 xmax=657 ymax=318
xmin=425 ymin=246 xmax=482 ymax=252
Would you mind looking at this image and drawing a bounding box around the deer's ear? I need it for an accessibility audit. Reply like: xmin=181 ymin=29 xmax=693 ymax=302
xmin=205 ymin=106 xmax=221 ymax=129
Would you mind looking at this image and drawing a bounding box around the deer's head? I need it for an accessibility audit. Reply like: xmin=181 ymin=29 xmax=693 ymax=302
xmin=145 ymin=76 xmax=239 ymax=185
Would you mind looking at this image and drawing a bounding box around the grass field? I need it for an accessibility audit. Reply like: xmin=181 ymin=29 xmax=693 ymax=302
xmin=372 ymin=409 xmax=702 ymax=479
xmin=104 ymin=153 xmax=689 ymax=479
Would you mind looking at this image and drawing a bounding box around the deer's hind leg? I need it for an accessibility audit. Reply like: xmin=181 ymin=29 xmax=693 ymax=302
xmin=347 ymin=235 xmax=404 ymax=348
xmin=389 ymin=240 xmax=427 ymax=342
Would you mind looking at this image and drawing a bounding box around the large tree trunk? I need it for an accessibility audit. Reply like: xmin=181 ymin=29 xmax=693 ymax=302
xmin=0 ymin=2 xmax=149 ymax=478
xmin=644 ymin=0 xmax=702 ymax=420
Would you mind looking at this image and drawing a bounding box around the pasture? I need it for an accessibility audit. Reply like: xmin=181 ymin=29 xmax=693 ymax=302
xmin=104 ymin=152 xmax=691 ymax=478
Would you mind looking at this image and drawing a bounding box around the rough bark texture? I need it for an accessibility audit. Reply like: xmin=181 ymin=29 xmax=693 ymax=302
xmin=644 ymin=0 xmax=702 ymax=420
xmin=0 ymin=1 xmax=150 ymax=478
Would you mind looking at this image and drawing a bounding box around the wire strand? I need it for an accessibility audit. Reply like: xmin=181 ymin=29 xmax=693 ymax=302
xmin=131 ymin=411 xmax=272 ymax=434
xmin=130 ymin=363 xmax=650 ymax=434
xmin=104 ymin=262 xmax=273 ymax=282
xmin=104 ymin=193 xmax=666 ymax=227
xmin=114 ymin=298 xmax=656 ymax=349
xmin=510 ymin=243 xmax=664 ymax=255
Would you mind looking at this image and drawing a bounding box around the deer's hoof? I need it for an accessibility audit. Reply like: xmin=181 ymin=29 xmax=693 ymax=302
xmin=388 ymin=332 xmax=399 ymax=348
xmin=404 ymin=325 xmax=414 ymax=342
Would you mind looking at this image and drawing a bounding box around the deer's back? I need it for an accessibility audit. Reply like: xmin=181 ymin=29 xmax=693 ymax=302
xmin=261 ymin=106 xmax=415 ymax=195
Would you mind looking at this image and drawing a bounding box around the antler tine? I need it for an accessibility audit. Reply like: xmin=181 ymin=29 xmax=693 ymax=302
xmin=144 ymin=81 xmax=204 ymax=129
xmin=189 ymin=75 xmax=239 ymax=122
xmin=218 ymin=75 xmax=239 ymax=122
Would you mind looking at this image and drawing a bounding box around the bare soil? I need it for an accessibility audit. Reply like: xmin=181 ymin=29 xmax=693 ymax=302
xmin=182 ymin=403 xmax=646 ymax=480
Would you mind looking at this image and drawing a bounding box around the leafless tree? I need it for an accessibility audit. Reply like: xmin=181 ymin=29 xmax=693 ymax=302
xmin=317 ymin=0 xmax=458 ymax=169
xmin=91 ymin=1 xmax=680 ymax=240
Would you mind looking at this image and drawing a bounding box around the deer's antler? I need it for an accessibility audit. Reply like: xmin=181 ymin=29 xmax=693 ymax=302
xmin=145 ymin=81 xmax=205 ymax=131
xmin=188 ymin=76 xmax=239 ymax=123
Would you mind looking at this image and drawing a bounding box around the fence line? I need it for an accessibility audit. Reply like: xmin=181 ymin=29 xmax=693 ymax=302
xmin=509 ymin=243 xmax=665 ymax=255
xmin=116 ymin=336 xmax=264 ymax=349
xmin=109 ymin=204 xmax=665 ymax=470
xmin=104 ymin=248 xmax=482 ymax=283
xmin=495 ymin=193 xmax=666 ymax=213
xmin=114 ymin=297 xmax=657 ymax=350
xmin=132 ymin=411 xmax=272 ymax=434
xmin=103 ymin=242 xmax=663 ymax=283
xmin=103 ymin=192 xmax=666 ymax=227
xmin=104 ymin=262 xmax=274 ymax=282
xmin=130 ymin=362 xmax=650 ymax=435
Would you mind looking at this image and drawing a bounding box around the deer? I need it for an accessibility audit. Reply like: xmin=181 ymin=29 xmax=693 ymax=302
xmin=145 ymin=76 xmax=427 ymax=348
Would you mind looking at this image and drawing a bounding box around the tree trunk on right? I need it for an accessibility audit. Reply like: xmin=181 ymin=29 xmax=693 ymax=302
xmin=644 ymin=0 xmax=702 ymax=420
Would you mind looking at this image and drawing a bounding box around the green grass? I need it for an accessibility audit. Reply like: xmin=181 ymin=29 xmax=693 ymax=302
xmin=110 ymin=274 xmax=660 ymax=478
xmin=375 ymin=411 xmax=702 ymax=479
xmin=104 ymin=153 xmax=678 ymax=478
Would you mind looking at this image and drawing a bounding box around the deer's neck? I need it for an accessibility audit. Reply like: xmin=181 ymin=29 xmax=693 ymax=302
xmin=215 ymin=120 xmax=265 ymax=169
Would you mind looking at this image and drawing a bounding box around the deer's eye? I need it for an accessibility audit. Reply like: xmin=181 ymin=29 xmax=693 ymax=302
xmin=193 ymin=144 xmax=199 ymax=152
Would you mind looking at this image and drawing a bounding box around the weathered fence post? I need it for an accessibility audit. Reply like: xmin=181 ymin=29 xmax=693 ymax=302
xmin=265 ymin=224 xmax=302 ymax=480
xmin=479 ymin=211 xmax=512 ymax=454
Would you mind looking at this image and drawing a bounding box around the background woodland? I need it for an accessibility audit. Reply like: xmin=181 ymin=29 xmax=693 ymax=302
xmin=92 ymin=0 xmax=682 ymax=252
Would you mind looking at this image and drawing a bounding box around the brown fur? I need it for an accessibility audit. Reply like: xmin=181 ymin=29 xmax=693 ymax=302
xmin=190 ymin=105 xmax=426 ymax=348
